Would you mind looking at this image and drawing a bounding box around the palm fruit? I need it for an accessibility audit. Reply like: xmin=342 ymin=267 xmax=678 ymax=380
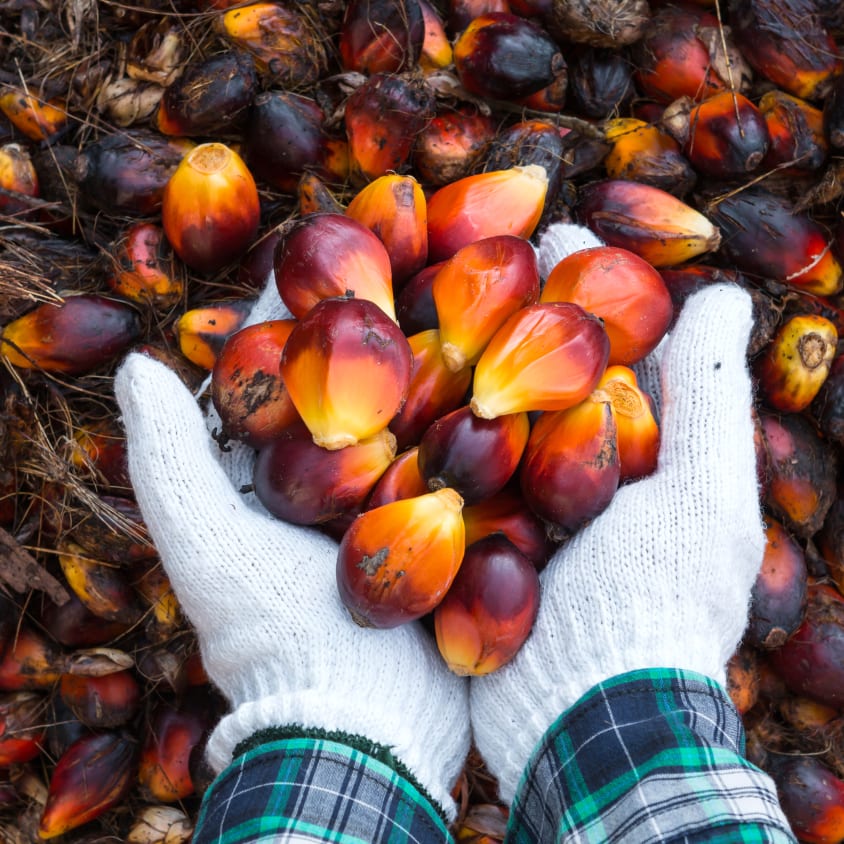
xmin=396 ymin=262 xmax=442 ymax=335
xmin=434 ymin=534 xmax=540 ymax=675
xmin=815 ymin=355 xmax=844 ymax=446
xmin=253 ymin=423 xmax=396 ymax=525
xmin=280 ymin=297 xmax=413 ymax=450
xmin=596 ymin=366 xmax=659 ymax=482
xmin=0 ymin=692 xmax=45 ymax=766
xmin=725 ymin=646 xmax=760 ymax=715
xmin=345 ymin=174 xmax=428 ymax=286
xmin=156 ymin=51 xmax=257 ymax=137
xmin=59 ymin=670 xmax=141 ymax=728
xmin=134 ymin=563 xmax=183 ymax=645
xmin=344 ymin=72 xmax=436 ymax=183
xmin=39 ymin=592 xmax=131 ymax=649
xmin=453 ymin=12 xmax=566 ymax=101
xmin=389 ymin=329 xmax=473 ymax=452
xmin=174 ymin=298 xmax=254 ymax=370
xmin=826 ymin=73 xmax=844 ymax=150
xmin=745 ymin=518 xmax=808 ymax=650
xmin=161 ymin=142 xmax=260 ymax=274
xmin=38 ymin=731 xmax=139 ymax=839
xmin=470 ymin=302 xmax=610 ymax=419
xmin=575 ymin=180 xmax=721 ymax=267
xmin=274 ymin=212 xmax=395 ymax=321
xmin=661 ymin=92 xmax=770 ymax=178
xmin=520 ymin=392 xmax=620 ymax=539
xmin=69 ymin=494 xmax=155 ymax=565
xmin=298 ymin=172 xmax=345 ymax=216
xmin=759 ymin=90 xmax=827 ymax=173
xmin=541 ymin=245 xmax=672 ymax=366
xmin=0 ymin=91 xmax=68 ymax=142
xmin=546 ymin=0 xmax=648 ymax=48
xmin=1 ymin=294 xmax=141 ymax=375
xmin=339 ymin=0 xmax=425 ymax=73
xmin=426 ymin=165 xmax=548 ymax=263
xmin=336 ymin=487 xmax=465 ymax=628
xmin=0 ymin=143 xmax=39 ymax=217
xmin=433 ymin=235 xmax=540 ymax=372
xmin=818 ymin=499 xmax=844 ymax=587
xmin=602 ymin=117 xmax=696 ymax=197
xmin=418 ymin=0 xmax=452 ymax=71
xmin=417 ymin=405 xmax=530 ymax=505
xmin=705 ymin=188 xmax=843 ymax=296
xmin=107 ymin=221 xmax=184 ymax=310
xmin=215 ymin=1 xmax=327 ymax=86
xmin=0 ymin=624 xmax=64 ymax=692
xmin=567 ymin=48 xmax=634 ymax=119
xmin=211 ymin=319 xmax=298 ymax=449
xmin=754 ymin=314 xmax=837 ymax=413
xmin=448 ymin=0 xmax=510 ymax=33
xmin=366 ymin=446 xmax=429 ymax=509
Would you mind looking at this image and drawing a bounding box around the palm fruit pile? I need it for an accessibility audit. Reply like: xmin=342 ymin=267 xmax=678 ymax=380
xmin=1 ymin=0 xmax=844 ymax=840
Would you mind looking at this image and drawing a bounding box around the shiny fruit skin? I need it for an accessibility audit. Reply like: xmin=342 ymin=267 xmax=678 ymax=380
xmin=59 ymin=670 xmax=141 ymax=728
xmin=0 ymin=91 xmax=68 ymax=142
xmin=0 ymin=143 xmax=39 ymax=217
xmin=337 ymin=487 xmax=465 ymax=628
xmin=366 ymin=446 xmax=429 ymax=509
xmin=174 ymin=298 xmax=254 ymax=370
xmin=434 ymin=534 xmax=540 ymax=675
xmin=759 ymin=89 xmax=828 ymax=173
xmin=162 ymin=142 xmax=260 ymax=274
xmin=339 ymin=0 xmax=425 ymax=74
xmin=0 ymin=692 xmax=45 ymax=766
xmin=541 ymin=245 xmax=672 ymax=365
xmin=396 ymin=262 xmax=442 ymax=335
xmin=211 ymin=319 xmax=298 ymax=449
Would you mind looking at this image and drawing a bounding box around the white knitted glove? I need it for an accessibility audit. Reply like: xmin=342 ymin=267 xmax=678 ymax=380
xmin=113 ymin=281 xmax=470 ymax=821
xmin=470 ymin=282 xmax=765 ymax=804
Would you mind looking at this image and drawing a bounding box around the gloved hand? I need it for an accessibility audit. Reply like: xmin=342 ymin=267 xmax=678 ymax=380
xmin=113 ymin=280 xmax=470 ymax=821
xmin=470 ymin=280 xmax=765 ymax=804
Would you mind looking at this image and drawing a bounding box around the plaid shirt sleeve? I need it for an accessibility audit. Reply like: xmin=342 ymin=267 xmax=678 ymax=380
xmin=506 ymin=667 xmax=797 ymax=843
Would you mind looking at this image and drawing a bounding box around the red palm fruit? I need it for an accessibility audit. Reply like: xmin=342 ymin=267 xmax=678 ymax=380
xmin=453 ymin=13 xmax=566 ymax=101
xmin=759 ymin=90 xmax=827 ymax=172
xmin=389 ymin=329 xmax=473 ymax=452
xmin=470 ymin=302 xmax=610 ymax=419
xmin=0 ymin=143 xmax=39 ymax=217
xmin=366 ymin=446 xmax=429 ymax=509
xmin=0 ymin=91 xmax=68 ymax=142
xmin=396 ymin=262 xmax=442 ymax=335
xmin=418 ymin=405 xmax=530 ymax=505
xmin=433 ymin=235 xmax=540 ymax=373
xmin=174 ymin=298 xmax=254 ymax=370
xmin=134 ymin=563 xmax=183 ymax=645
xmin=725 ymin=645 xmax=759 ymax=715
xmin=274 ymin=213 xmax=395 ymax=321
xmin=575 ymin=180 xmax=721 ymax=268
xmin=426 ymin=165 xmax=548 ymax=263
xmin=253 ymin=423 xmax=396 ymax=525
xmin=345 ymin=174 xmax=428 ymax=286
xmin=0 ymin=625 xmax=64 ymax=691
xmin=40 ymin=592 xmax=131 ymax=648
xmin=754 ymin=314 xmax=837 ymax=413
xmin=339 ymin=0 xmax=425 ymax=73
xmin=280 ymin=297 xmax=412 ymax=450
xmin=70 ymin=423 xmax=130 ymax=492
xmin=745 ymin=518 xmax=808 ymax=650
xmin=216 ymin=2 xmax=328 ymax=87
xmin=462 ymin=487 xmax=555 ymax=570
xmin=0 ymin=692 xmax=46 ymax=766
xmin=596 ymin=366 xmax=659 ymax=482
xmin=520 ymin=392 xmax=620 ymax=539
xmin=515 ymin=73 xmax=568 ymax=113
xmin=211 ymin=319 xmax=298 ymax=449
xmin=70 ymin=495 xmax=156 ymax=564
xmin=758 ymin=411 xmax=837 ymax=538
xmin=59 ymin=671 xmax=141 ymax=728
xmin=107 ymin=222 xmax=184 ymax=310
xmin=419 ymin=0 xmax=452 ymax=71
xmin=298 ymin=172 xmax=345 ymax=216
xmin=162 ymin=142 xmax=260 ymax=274
xmin=413 ymin=107 xmax=497 ymax=187
xmin=38 ymin=731 xmax=138 ymax=839
xmin=541 ymin=245 xmax=672 ymax=366
xmin=434 ymin=534 xmax=539 ymax=675
xmin=337 ymin=488 xmax=465 ymax=628
xmin=155 ymin=51 xmax=258 ymax=137
xmin=0 ymin=294 xmax=140 ymax=375
xmin=344 ymin=72 xmax=436 ymax=183
xmin=448 ymin=0 xmax=510 ymax=33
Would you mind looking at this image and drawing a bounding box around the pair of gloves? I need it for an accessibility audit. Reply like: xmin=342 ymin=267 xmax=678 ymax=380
xmin=113 ymin=224 xmax=765 ymax=820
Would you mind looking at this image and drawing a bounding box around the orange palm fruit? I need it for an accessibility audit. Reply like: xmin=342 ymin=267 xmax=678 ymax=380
xmin=107 ymin=221 xmax=184 ymax=310
xmin=253 ymin=422 xmax=396 ymax=525
xmin=759 ymin=90 xmax=827 ymax=172
xmin=520 ymin=393 xmax=620 ymax=539
xmin=134 ymin=563 xmax=183 ymax=645
xmin=274 ymin=212 xmax=396 ymax=321
xmin=470 ymin=302 xmax=610 ymax=419
xmin=366 ymin=446 xmax=429 ymax=509
xmin=174 ymin=298 xmax=254 ymax=370
xmin=297 ymin=172 xmax=344 ymax=216
xmin=0 ymin=143 xmax=39 ymax=217
xmin=162 ymin=142 xmax=260 ymax=274
xmin=337 ymin=487 xmax=465 ymax=628
xmin=0 ymin=294 xmax=141 ymax=375
xmin=433 ymin=235 xmax=540 ymax=373
xmin=725 ymin=645 xmax=759 ymax=715
xmin=575 ymin=179 xmax=721 ymax=267
xmin=419 ymin=0 xmax=452 ymax=71
xmin=0 ymin=692 xmax=45 ymax=766
xmin=418 ymin=405 xmax=530 ymax=505
xmin=280 ymin=297 xmax=413 ymax=450
xmin=0 ymin=625 xmax=64 ymax=691
xmin=596 ymin=366 xmax=660 ymax=482
xmin=211 ymin=319 xmax=299 ymax=449
xmin=345 ymin=174 xmax=428 ymax=286
xmin=541 ymin=245 xmax=672 ymax=366
xmin=389 ymin=329 xmax=473 ymax=453
xmin=754 ymin=314 xmax=838 ymax=413
xmin=59 ymin=670 xmax=141 ymax=728
xmin=339 ymin=0 xmax=425 ymax=73
xmin=434 ymin=534 xmax=540 ymax=675
xmin=38 ymin=732 xmax=138 ymax=839
xmin=427 ymin=165 xmax=548 ymax=263
xmin=0 ymin=91 xmax=68 ymax=142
